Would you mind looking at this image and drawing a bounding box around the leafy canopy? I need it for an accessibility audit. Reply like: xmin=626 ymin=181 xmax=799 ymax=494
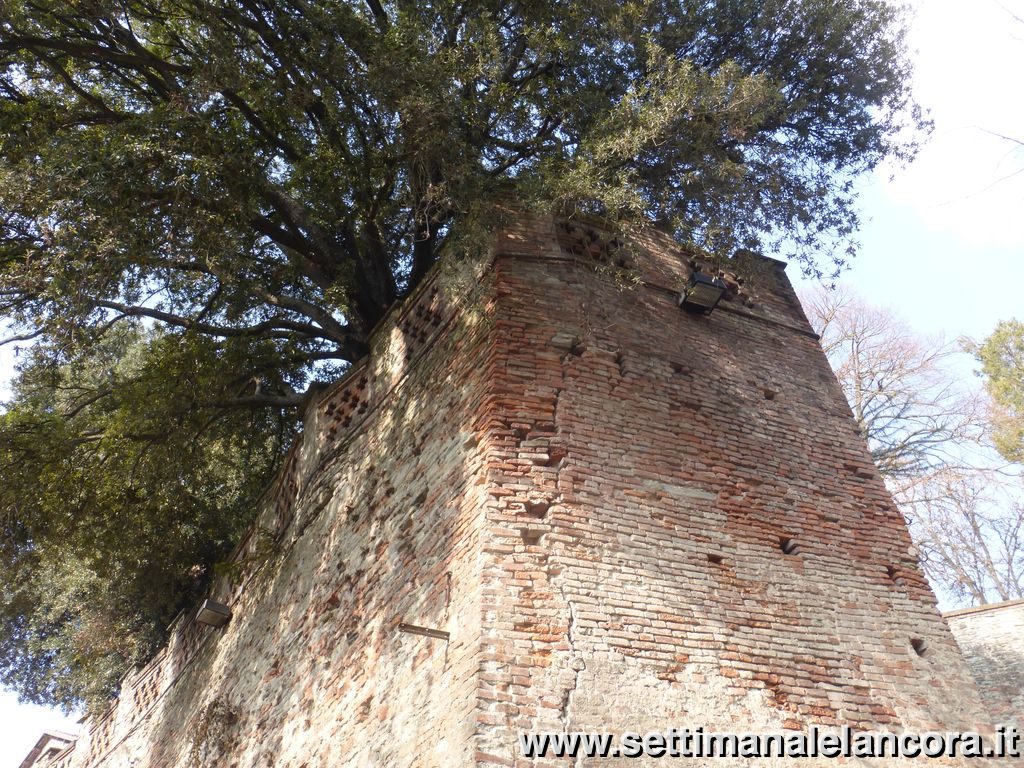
xmin=975 ymin=319 xmax=1024 ymax=464
xmin=0 ymin=325 xmax=292 ymax=707
xmin=0 ymin=0 xmax=925 ymax=707
xmin=1 ymin=0 xmax=925 ymax=366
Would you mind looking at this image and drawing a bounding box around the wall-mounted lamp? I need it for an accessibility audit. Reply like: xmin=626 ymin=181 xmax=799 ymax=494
xmin=195 ymin=599 xmax=232 ymax=628
xmin=679 ymin=272 xmax=727 ymax=315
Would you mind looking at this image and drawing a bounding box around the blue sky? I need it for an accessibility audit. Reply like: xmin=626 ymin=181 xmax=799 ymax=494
xmin=795 ymin=0 xmax=1024 ymax=343
xmin=2 ymin=0 xmax=1024 ymax=764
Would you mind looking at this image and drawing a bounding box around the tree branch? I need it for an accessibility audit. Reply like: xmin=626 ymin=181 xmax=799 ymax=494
xmin=215 ymin=392 xmax=306 ymax=409
xmin=364 ymin=0 xmax=390 ymax=31
xmin=91 ymin=299 xmax=338 ymax=344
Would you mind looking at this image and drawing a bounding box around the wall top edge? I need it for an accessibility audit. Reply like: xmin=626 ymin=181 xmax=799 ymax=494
xmin=944 ymin=598 xmax=1024 ymax=620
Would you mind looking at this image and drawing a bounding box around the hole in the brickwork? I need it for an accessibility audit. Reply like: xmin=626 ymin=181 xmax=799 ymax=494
xmin=886 ymin=565 xmax=905 ymax=586
xmin=615 ymin=351 xmax=626 ymax=376
xmin=779 ymin=537 xmax=800 ymax=555
xmin=525 ymin=500 xmax=551 ymax=518
xmin=706 ymin=553 xmax=724 ymax=565
xmin=844 ymin=461 xmax=874 ymax=480
xmin=910 ymin=638 xmax=927 ymax=657
xmin=520 ymin=528 xmax=544 ymax=546
xmin=543 ymin=446 xmax=568 ymax=468
xmin=763 ymin=388 xmax=778 ymax=401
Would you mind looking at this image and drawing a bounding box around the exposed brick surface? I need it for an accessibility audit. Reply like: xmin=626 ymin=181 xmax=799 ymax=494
xmin=46 ymin=213 xmax=1007 ymax=768
xmin=947 ymin=600 xmax=1024 ymax=728
xmin=475 ymin=215 xmax=1003 ymax=766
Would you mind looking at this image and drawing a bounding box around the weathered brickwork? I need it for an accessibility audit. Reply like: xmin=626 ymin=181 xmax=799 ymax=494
xmin=41 ymin=213 xmax=1005 ymax=768
xmin=473 ymin=216 xmax=1001 ymax=767
xmin=946 ymin=600 xmax=1024 ymax=728
xmin=48 ymin=265 xmax=497 ymax=768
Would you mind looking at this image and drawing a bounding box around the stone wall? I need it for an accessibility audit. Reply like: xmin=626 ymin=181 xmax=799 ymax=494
xmin=946 ymin=600 xmax=1024 ymax=728
xmin=48 ymin=213 xmax=1003 ymax=768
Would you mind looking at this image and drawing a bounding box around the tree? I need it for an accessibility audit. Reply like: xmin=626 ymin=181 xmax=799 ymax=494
xmin=801 ymin=286 xmax=980 ymax=478
xmin=0 ymin=0 xmax=926 ymax=707
xmin=803 ymin=287 xmax=1024 ymax=607
xmin=0 ymin=0 xmax=925 ymax=368
xmin=897 ymin=468 xmax=1024 ymax=605
xmin=974 ymin=319 xmax=1024 ymax=464
xmin=0 ymin=325 xmax=292 ymax=707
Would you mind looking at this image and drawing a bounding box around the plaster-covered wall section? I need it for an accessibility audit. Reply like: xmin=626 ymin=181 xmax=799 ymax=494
xmin=947 ymin=600 xmax=1024 ymax=728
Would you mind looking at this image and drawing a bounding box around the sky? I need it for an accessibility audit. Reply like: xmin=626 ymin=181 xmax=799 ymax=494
xmin=0 ymin=693 xmax=80 ymax=766
xmin=791 ymin=0 xmax=1024 ymax=346
xmin=2 ymin=1 xmax=1023 ymax=765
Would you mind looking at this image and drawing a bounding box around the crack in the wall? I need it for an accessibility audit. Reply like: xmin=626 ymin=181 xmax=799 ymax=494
xmin=442 ymin=570 xmax=453 ymax=667
xmin=549 ymin=353 xmax=586 ymax=767
xmin=556 ymin=583 xmax=586 ymax=768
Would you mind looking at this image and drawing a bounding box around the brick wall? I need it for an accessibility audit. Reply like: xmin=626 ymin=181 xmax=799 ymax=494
xmin=58 ymin=258 xmax=496 ymax=768
xmin=473 ymin=215 xmax=1000 ymax=766
xmin=53 ymin=213 xmax=1003 ymax=768
xmin=946 ymin=600 xmax=1024 ymax=728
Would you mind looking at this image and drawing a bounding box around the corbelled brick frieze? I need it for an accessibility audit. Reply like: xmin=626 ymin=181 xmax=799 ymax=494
xmin=32 ymin=213 xmax=1012 ymax=767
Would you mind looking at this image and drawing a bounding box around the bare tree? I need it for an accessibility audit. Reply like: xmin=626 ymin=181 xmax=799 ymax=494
xmin=899 ymin=468 xmax=1024 ymax=604
xmin=802 ymin=286 xmax=1024 ymax=606
xmin=802 ymin=286 xmax=982 ymax=478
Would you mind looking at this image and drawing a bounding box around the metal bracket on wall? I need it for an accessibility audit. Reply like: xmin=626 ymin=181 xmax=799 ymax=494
xmin=397 ymin=623 xmax=450 ymax=641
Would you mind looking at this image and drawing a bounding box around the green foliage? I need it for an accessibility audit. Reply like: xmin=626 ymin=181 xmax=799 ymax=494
xmin=0 ymin=325 xmax=294 ymax=708
xmin=975 ymin=319 xmax=1024 ymax=463
xmin=0 ymin=0 xmax=927 ymax=706
xmin=0 ymin=0 xmax=926 ymax=357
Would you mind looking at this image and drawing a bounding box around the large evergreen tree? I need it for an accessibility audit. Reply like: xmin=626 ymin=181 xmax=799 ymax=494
xmin=1 ymin=326 xmax=293 ymax=707
xmin=0 ymin=0 xmax=926 ymax=707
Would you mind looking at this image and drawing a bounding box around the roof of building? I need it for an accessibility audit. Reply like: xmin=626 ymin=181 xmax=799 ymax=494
xmin=16 ymin=731 xmax=77 ymax=768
